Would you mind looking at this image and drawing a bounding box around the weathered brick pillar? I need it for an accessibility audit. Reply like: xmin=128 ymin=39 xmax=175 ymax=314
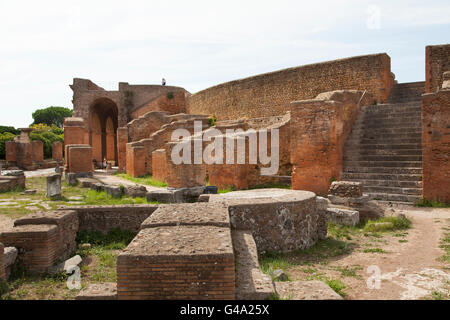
xmin=422 ymin=88 xmax=450 ymax=202
xmin=5 ymin=141 xmax=16 ymax=163
xmin=32 ymin=140 xmax=44 ymax=162
xmin=117 ymin=127 xmax=128 ymax=172
xmin=151 ymin=149 xmax=167 ymax=183
xmin=165 ymin=139 xmax=206 ymax=188
xmin=126 ymin=142 xmax=146 ymax=177
xmin=64 ymin=117 xmax=88 ymax=168
xmin=66 ymin=145 xmax=93 ymax=174
xmin=52 ymin=141 xmax=63 ymax=161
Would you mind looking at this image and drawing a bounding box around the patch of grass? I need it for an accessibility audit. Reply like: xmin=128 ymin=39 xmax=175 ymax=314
xmin=208 ymin=115 xmax=217 ymax=127
xmin=259 ymin=251 xmax=298 ymax=279
xmin=363 ymin=248 xmax=386 ymax=253
xmin=325 ymin=278 xmax=346 ymax=297
xmin=437 ymin=231 xmax=450 ymax=264
xmin=364 ymin=216 xmax=411 ymax=233
xmin=399 ymin=239 xmax=408 ymax=243
xmin=81 ymin=190 xmax=156 ymax=205
xmin=334 ymin=266 xmax=362 ymax=278
xmin=76 ymin=229 xmax=136 ymax=251
xmin=301 ymin=267 xmax=317 ymax=274
xmin=416 ymin=198 xmax=450 ymax=208
xmin=218 ymin=186 xmax=236 ymax=194
xmin=114 ymin=173 xmax=167 ymax=188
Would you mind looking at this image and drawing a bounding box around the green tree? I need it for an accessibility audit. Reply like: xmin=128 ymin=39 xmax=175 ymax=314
xmin=31 ymin=106 xmax=73 ymax=128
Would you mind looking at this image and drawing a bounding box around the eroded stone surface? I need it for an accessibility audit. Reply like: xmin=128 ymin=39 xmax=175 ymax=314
xmin=275 ymin=280 xmax=343 ymax=300
xmin=325 ymin=207 xmax=359 ymax=226
xmin=75 ymin=283 xmax=117 ymax=300
xmin=210 ymin=189 xmax=321 ymax=252
xmin=329 ymin=181 xmax=363 ymax=198
xmin=140 ymin=202 xmax=230 ymax=229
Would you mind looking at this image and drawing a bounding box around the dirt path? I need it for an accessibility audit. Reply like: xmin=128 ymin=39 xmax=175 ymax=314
xmin=289 ymin=207 xmax=450 ymax=300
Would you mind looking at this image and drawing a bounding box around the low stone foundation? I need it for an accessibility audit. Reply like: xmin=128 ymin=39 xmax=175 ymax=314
xmin=14 ymin=210 xmax=79 ymax=260
xmin=63 ymin=205 xmax=158 ymax=233
xmin=0 ymin=224 xmax=60 ymax=273
xmin=209 ymin=189 xmax=322 ymax=252
xmin=117 ymin=225 xmax=235 ymax=300
xmin=0 ymin=170 xmax=25 ymax=192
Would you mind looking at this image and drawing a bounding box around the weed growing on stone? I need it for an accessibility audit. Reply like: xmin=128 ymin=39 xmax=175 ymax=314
xmin=114 ymin=173 xmax=168 ymax=187
xmin=363 ymin=248 xmax=386 ymax=253
xmin=416 ymin=198 xmax=450 ymax=208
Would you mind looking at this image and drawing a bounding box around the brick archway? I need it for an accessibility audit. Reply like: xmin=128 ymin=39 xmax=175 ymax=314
xmin=89 ymin=98 xmax=118 ymax=166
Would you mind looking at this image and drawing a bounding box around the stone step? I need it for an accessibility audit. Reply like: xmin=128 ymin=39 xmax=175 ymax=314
xmin=365 ymin=192 xmax=421 ymax=203
xmin=363 ymin=185 xmax=422 ymax=195
xmin=345 ymin=143 xmax=422 ymax=150
xmin=342 ymin=178 xmax=422 ymax=188
xmin=353 ymin=133 xmax=422 ymax=140
xmin=356 ymin=117 xmax=422 ymax=126
xmin=357 ymin=112 xmax=422 ymax=120
xmin=343 ymin=160 xmax=422 ymax=168
xmin=232 ymin=229 xmax=274 ymax=300
xmin=341 ymin=172 xmax=422 ymax=181
xmin=363 ymin=102 xmax=421 ymax=110
xmin=343 ymin=155 xmax=422 ymax=162
xmin=344 ymin=149 xmax=422 ymax=156
xmin=346 ymin=138 xmax=421 ymax=144
xmin=343 ymin=166 xmax=422 ymax=174
xmin=351 ymin=123 xmax=421 ymax=130
xmin=350 ymin=127 xmax=422 ymax=135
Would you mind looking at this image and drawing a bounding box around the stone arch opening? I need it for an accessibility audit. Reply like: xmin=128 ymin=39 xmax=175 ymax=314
xmin=89 ymin=98 xmax=118 ymax=167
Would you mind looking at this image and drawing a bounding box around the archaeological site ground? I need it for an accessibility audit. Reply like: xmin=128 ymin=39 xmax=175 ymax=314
xmin=0 ymin=43 xmax=449 ymax=304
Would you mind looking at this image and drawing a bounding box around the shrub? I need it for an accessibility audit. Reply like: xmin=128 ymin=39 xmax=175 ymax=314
xmin=0 ymin=126 xmax=19 ymax=135
xmin=30 ymin=124 xmax=64 ymax=159
xmin=208 ymin=115 xmax=217 ymax=127
xmin=166 ymin=91 xmax=174 ymax=99
xmin=0 ymin=132 xmax=16 ymax=159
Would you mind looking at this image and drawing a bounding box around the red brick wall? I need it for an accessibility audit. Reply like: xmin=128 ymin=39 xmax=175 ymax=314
xmin=188 ymin=54 xmax=392 ymax=120
xmin=31 ymin=140 xmax=44 ymax=162
xmin=66 ymin=145 xmax=93 ymax=173
xmin=151 ymin=149 xmax=167 ymax=183
xmin=5 ymin=141 xmax=16 ymax=162
xmin=52 ymin=141 xmax=63 ymax=161
xmin=290 ymin=91 xmax=373 ymax=195
xmin=117 ymin=127 xmax=128 ymax=172
xmin=425 ymin=44 xmax=450 ymax=93
xmin=0 ymin=225 xmax=59 ymax=273
xmin=131 ymin=91 xmax=188 ymax=119
xmin=126 ymin=144 xmax=146 ymax=177
xmin=422 ymin=89 xmax=450 ymax=202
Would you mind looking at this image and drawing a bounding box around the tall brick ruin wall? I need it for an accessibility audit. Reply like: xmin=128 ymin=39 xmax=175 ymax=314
xmin=425 ymin=44 xmax=450 ymax=93
xmin=422 ymin=89 xmax=450 ymax=202
xmin=188 ymin=54 xmax=393 ymax=120
xmin=290 ymin=90 xmax=373 ymax=195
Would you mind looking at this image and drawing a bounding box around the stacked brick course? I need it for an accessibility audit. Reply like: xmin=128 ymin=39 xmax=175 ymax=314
xmin=425 ymin=44 xmax=450 ymax=93
xmin=0 ymin=225 xmax=59 ymax=273
xmin=188 ymin=54 xmax=392 ymax=120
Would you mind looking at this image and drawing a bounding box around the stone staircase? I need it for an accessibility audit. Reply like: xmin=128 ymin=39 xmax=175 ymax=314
xmin=342 ymin=82 xmax=424 ymax=203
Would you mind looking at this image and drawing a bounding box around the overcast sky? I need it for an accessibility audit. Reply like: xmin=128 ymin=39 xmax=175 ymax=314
xmin=0 ymin=0 xmax=449 ymax=127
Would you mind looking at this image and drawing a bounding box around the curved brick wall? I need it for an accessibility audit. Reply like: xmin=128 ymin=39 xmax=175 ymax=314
xmin=188 ymin=54 xmax=394 ymax=120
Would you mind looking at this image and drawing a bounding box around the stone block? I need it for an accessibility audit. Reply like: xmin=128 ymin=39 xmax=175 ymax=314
xmin=146 ymin=189 xmax=176 ymax=203
xmin=0 ymin=225 xmax=60 ymax=273
xmin=329 ymin=181 xmax=363 ymax=197
xmin=140 ymin=202 xmax=230 ymax=229
xmin=75 ymin=283 xmax=117 ymax=300
xmin=232 ymin=230 xmax=274 ymax=300
xmin=46 ymin=173 xmax=62 ymax=198
xmin=275 ymin=280 xmax=343 ymax=300
xmin=210 ymin=189 xmax=319 ymax=252
xmin=325 ymin=207 xmax=359 ymax=226
xmin=0 ymin=242 xmax=5 ymax=281
xmin=105 ymin=185 xmax=123 ymax=198
xmin=117 ymin=225 xmax=235 ymax=300
xmin=124 ymin=185 xmax=147 ymax=198
xmin=66 ymin=172 xmax=78 ymax=186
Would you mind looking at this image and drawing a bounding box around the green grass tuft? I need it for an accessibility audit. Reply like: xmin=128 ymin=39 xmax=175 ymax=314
xmin=114 ymin=173 xmax=167 ymax=188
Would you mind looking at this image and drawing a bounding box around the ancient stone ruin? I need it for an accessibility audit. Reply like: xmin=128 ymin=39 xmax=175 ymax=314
xmin=0 ymin=43 xmax=449 ymax=300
